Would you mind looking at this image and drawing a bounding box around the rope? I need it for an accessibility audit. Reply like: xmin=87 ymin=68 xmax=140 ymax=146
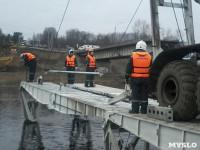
xmin=44 ymin=0 xmax=71 ymax=71
xmin=117 ymin=0 xmax=144 ymax=46
xmin=171 ymin=0 xmax=184 ymax=45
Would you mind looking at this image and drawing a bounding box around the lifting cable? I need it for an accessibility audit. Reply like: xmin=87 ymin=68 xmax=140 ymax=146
xmin=171 ymin=0 xmax=184 ymax=45
xmin=44 ymin=0 xmax=71 ymax=71
xmin=117 ymin=0 xmax=144 ymax=46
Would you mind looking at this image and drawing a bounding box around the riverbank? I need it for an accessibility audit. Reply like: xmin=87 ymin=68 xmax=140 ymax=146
xmin=0 ymin=71 xmax=125 ymax=89
xmin=0 ymin=47 xmax=126 ymax=89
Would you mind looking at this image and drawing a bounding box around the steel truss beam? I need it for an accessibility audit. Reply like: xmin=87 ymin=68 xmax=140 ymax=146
xmin=103 ymin=121 xmax=150 ymax=150
xmin=20 ymin=82 xmax=200 ymax=150
xmin=103 ymin=121 xmax=121 ymax=150
xmin=21 ymin=89 xmax=41 ymax=122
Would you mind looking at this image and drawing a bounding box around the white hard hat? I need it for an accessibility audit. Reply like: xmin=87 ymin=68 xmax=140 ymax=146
xmin=69 ymin=50 xmax=74 ymax=54
xmin=20 ymin=53 xmax=23 ymax=59
xmin=136 ymin=40 xmax=147 ymax=51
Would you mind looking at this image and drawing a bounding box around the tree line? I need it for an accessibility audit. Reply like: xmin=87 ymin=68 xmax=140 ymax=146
xmin=0 ymin=20 xmax=179 ymax=49
xmin=0 ymin=29 xmax=23 ymax=48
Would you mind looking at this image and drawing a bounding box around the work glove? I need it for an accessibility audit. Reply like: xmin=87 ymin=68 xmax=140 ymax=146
xmin=75 ymin=67 xmax=78 ymax=70
xmin=125 ymin=74 xmax=129 ymax=79
xmin=24 ymin=64 xmax=29 ymax=70
xmin=125 ymin=75 xmax=130 ymax=84
xmin=24 ymin=62 xmax=28 ymax=67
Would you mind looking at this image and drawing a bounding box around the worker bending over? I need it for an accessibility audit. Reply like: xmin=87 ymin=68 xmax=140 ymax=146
xmin=85 ymin=49 xmax=96 ymax=87
xmin=64 ymin=50 xmax=77 ymax=84
xmin=125 ymin=40 xmax=152 ymax=114
xmin=20 ymin=53 xmax=37 ymax=82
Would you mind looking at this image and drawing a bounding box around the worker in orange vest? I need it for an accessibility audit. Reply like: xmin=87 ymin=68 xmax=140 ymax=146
xmin=125 ymin=40 xmax=152 ymax=114
xmin=64 ymin=50 xmax=77 ymax=84
xmin=20 ymin=53 xmax=37 ymax=82
xmin=85 ymin=49 xmax=96 ymax=87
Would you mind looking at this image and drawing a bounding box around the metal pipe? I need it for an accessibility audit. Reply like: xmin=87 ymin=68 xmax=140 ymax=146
xmin=150 ymin=0 xmax=162 ymax=60
xmin=183 ymin=0 xmax=195 ymax=45
xmin=47 ymin=70 xmax=103 ymax=76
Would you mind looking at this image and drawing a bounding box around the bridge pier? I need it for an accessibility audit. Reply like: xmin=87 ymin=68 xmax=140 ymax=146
xmin=127 ymin=136 xmax=140 ymax=149
xmin=18 ymin=120 xmax=44 ymax=149
xmin=21 ymin=89 xmax=41 ymax=122
xmin=103 ymin=121 xmax=121 ymax=150
xmin=127 ymin=136 xmax=150 ymax=150
xmin=103 ymin=120 xmax=150 ymax=150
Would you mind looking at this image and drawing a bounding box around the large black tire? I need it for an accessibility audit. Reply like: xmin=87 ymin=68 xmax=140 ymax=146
xmin=157 ymin=60 xmax=198 ymax=121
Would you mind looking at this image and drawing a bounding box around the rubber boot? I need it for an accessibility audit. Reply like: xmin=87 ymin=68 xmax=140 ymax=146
xmin=69 ymin=78 xmax=74 ymax=84
xmin=89 ymin=81 xmax=94 ymax=87
xmin=71 ymin=78 xmax=75 ymax=84
xmin=85 ymin=81 xmax=89 ymax=87
xmin=29 ymin=73 xmax=34 ymax=82
xmin=129 ymin=101 xmax=139 ymax=114
xmin=68 ymin=79 xmax=71 ymax=84
xmin=141 ymin=101 xmax=148 ymax=114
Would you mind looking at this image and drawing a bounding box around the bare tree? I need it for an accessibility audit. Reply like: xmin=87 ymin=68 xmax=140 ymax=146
xmin=132 ymin=20 xmax=151 ymax=41
xmin=160 ymin=28 xmax=179 ymax=41
xmin=29 ymin=21 xmax=181 ymax=49
xmin=42 ymin=27 xmax=57 ymax=48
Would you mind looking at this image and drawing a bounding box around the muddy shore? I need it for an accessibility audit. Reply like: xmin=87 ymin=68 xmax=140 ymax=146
xmin=0 ymin=48 xmax=125 ymax=89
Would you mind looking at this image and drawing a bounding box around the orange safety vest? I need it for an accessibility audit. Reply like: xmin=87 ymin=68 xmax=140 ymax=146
xmin=23 ymin=53 xmax=36 ymax=62
xmin=86 ymin=55 xmax=96 ymax=68
xmin=131 ymin=52 xmax=151 ymax=78
xmin=66 ymin=55 xmax=75 ymax=67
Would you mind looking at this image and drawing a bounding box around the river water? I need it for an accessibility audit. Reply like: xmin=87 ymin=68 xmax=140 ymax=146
xmin=0 ymin=86 xmax=159 ymax=150
xmin=0 ymin=86 xmax=104 ymax=150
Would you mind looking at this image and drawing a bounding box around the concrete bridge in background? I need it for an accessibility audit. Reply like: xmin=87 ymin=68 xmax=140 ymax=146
xmin=76 ymin=41 xmax=180 ymax=60
xmin=29 ymin=40 xmax=180 ymax=60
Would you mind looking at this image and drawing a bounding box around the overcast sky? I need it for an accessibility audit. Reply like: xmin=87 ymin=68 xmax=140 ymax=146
xmin=0 ymin=0 xmax=199 ymax=42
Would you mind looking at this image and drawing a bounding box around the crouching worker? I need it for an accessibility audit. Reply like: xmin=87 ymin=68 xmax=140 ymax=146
xmin=125 ymin=40 xmax=152 ymax=114
xmin=65 ymin=50 xmax=77 ymax=84
xmin=85 ymin=49 xmax=96 ymax=87
xmin=20 ymin=53 xmax=37 ymax=82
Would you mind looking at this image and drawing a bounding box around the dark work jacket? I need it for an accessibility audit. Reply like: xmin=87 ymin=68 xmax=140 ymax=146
xmin=23 ymin=56 xmax=29 ymax=66
xmin=23 ymin=56 xmax=36 ymax=67
xmin=125 ymin=49 xmax=151 ymax=78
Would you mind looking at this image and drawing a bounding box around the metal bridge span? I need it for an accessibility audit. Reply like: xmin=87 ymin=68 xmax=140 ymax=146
xmin=76 ymin=41 xmax=179 ymax=60
xmin=20 ymin=82 xmax=200 ymax=150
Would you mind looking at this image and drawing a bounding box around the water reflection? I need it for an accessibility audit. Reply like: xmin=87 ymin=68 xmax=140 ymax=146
xmin=18 ymin=116 xmax=93 ymax=150
xmin=18 ymin=120 xmax=44 ymax=150
xmin=69 ymin=116 xmax=92 ymax=150
xmin=0 ymin=87 xmax=104 ymax=149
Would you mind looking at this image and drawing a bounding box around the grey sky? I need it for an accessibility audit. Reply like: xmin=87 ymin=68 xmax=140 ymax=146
xmin=0 ymin=0 xmax=199 ymax=42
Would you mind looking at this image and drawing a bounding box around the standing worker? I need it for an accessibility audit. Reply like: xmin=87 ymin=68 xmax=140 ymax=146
xmin=20 ymin=53 xmax=37 ymax=82
xmin=85 ymin=49 xmax=96 ymax=87
xmin=64 ymin=50 xmax=77 ymax=84
xmin=125 ymin=40 xmax=152 ymax=114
